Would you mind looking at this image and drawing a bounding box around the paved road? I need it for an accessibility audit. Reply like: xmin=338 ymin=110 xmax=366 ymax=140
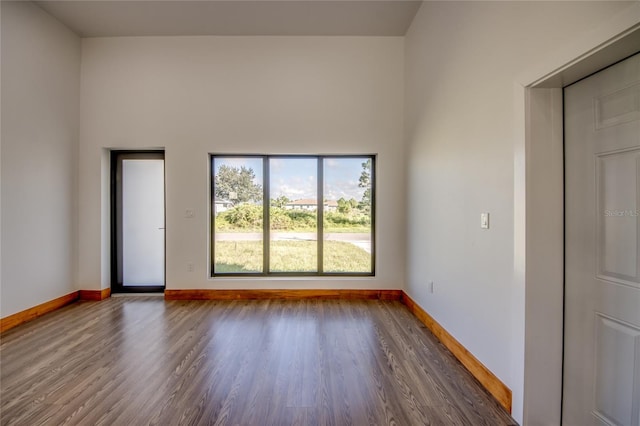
xmin=215 ymin=232 xmax=372 ymax=254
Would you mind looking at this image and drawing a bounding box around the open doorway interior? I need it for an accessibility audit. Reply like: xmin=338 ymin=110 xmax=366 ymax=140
xmin=111 ymin=151 xmax=166 ymax=293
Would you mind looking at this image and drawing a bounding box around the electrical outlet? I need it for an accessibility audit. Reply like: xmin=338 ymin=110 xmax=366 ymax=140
xmin=185 ymin=209 xmax=195 ymax=219
xmin=187 ymin=262 xmax=194 ymax=272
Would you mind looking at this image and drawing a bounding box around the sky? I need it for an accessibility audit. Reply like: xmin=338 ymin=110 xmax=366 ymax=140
xmin=213 ymin=156 xmax=370 ymax=202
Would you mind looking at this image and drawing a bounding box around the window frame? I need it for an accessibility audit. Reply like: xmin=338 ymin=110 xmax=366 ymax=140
xmin=210 ymin=154 xmax=376 ymax=277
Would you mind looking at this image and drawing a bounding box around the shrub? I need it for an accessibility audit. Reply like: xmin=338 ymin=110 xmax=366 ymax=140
xmin=216 ymin=205 xmax=370 ymax=231
xmin=270 ymin=208 xmax=293 ymax=230
xmin=324 ymin=212 xmax=370 ymax=227
xmin=284 ymin=210 xmax=317 ymax=228
xmin=217 ymin=204 xmax=262 ymax=229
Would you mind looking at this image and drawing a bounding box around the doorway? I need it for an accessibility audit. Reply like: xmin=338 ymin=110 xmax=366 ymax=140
xmin=563 ymin=53 xmax=640 ymax=426
xmin=519 ymin=23 xmax=640 ymax=425
xmin=111 ymin=151 xmax=166 ymax=293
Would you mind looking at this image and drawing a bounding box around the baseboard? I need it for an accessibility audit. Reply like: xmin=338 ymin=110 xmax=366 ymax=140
xmin=165 ymin=289 xmax=402 ymax=301
xmin=0 ymin=291 xmax=79 ymax=333
xmin=400 ymin=291 xmax=512 ymax=414
xmin=78 ymin=288 xmax=111 ymax=301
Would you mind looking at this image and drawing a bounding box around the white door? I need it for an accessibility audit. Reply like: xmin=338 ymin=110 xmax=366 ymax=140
xmin=564 ymin=53 xmax=640 ymax=426
xmin=122 ymin=158 xmax=165 ymax=286
xmin=114 ymin=152 xmax=165 ymax=291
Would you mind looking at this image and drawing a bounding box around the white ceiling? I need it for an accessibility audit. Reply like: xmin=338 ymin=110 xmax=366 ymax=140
xmin=34 ymin=1 xmax=423 ymax=37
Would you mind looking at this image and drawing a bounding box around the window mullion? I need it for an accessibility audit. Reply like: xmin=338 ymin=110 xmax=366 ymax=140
xmin=263 ymin=156 xmax=270 ymax=275
xmin=317 ymin=157 xmax=324 ymax=275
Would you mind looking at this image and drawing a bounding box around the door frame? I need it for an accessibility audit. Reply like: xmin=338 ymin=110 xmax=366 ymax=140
xmin=110 ymin=150 xmax=166 ymax=293
xmin=516 ymin=8 xmax=640 ymax=424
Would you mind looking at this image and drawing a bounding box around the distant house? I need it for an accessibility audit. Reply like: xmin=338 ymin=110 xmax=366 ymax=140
xmin=285 ymin=199 xmax=338 ymax=212
xmin=325 ymin=200 xmax=338 ymax=212
xmin=213 ymin=198 xmax=233 ymax=215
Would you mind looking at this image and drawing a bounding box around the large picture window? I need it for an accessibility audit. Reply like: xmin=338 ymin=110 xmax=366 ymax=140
xmin=211 ymin=155 xmax=375 ymax=276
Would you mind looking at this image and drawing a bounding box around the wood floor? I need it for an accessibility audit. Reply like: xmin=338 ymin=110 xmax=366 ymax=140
xmin=0 ymin=297 xmax=516 ymax=425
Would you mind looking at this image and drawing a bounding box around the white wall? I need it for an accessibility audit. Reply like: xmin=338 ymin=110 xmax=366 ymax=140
xmin=78 ymin=36 xmax=405 ymax=291
xmin=404 ymin=1 xmax=636 ymax=423
xmin=1 ymin=1 xmax=80 ymax=317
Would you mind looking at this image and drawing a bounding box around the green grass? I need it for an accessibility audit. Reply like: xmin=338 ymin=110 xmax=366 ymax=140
xmin=214 ymin=240 xmax=371 ymax=273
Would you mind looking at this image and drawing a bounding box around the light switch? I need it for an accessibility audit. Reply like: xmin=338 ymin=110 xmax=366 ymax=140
xmin=481 ymin=213 xmax=490 ymax=229
xmin=185 ymin=209 xmax=195 ymax=218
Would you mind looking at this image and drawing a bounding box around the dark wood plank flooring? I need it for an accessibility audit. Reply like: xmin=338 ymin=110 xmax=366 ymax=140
xmin=0 ymin=297 xmax=516 ymax=425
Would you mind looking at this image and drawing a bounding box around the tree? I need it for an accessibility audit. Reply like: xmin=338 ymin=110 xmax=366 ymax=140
xmin=337 ymin=197 xmax=351 ymax=214
xmin=358 ymin=159 xmax=372 ymax=211
xmin=214 ymin=165 xmax=262 ymax=205
xmin=271 ymin=195 xmax=291 ymax=208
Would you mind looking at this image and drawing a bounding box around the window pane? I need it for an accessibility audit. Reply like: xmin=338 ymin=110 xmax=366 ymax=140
xmin=213 ymin=157 xmax=263 ymax=273
xmin=323 ymin=157 xmax=373 ymax=273
xmin=269 ymin=158 xmax=317 ymax=272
